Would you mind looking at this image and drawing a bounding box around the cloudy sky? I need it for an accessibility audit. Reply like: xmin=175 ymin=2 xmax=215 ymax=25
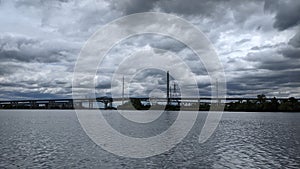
xmin=0 ymin=0 xmax=299 ymax=100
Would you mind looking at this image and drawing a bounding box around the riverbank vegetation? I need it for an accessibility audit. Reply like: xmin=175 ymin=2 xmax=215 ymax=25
xmin=117 ymin=95 xmax=300 ymax=112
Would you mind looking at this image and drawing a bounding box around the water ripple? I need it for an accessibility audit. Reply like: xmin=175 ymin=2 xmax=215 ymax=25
xmin=0 ymin=110 xmax=299 ymax=168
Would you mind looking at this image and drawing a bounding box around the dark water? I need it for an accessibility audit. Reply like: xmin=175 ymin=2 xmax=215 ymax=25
xmin=0 ymin=110 xmax=299 ymax=168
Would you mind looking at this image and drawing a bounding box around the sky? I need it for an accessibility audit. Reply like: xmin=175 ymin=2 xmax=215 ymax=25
xmin=0 ymin=0 xmax=299 ymax=100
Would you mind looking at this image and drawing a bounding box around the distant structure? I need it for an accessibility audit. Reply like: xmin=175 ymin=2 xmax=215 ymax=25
xmin=122 ymin=76 xmax=125 ymax=105
xmin=172 ymin=82 xmax=179 ymax=98
xmin=167 ymin=71 xmax=170 ymax=104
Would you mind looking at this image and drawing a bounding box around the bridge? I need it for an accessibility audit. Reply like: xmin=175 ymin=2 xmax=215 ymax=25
xmin=0 ymin=97 xmax=298 ymax=109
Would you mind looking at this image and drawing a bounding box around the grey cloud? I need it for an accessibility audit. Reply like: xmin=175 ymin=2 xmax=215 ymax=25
xmin=251 ymin=43 xmax=285 ymax=51
xmin=12 ymin=0 xmax=117 ymax=40
xmin=161 ymin=0 xmax=262 ymax=19
xmin=238 ymin=70 xmax=300 ymax=84
xmin=244 ymin=46 xmax=300 ymax=71
xmin=109 ymin=0 xmax=159 ymax=15
xmin=108 ymin=0 xmax=234 ymax=18
xmin=0 ymin=34 xmax=77 ymax=63
xmin=0 ymin=90 xmax=66 ymax=100
xmin=95 ymin=74 xmax=112 ymax=89
xmin=233 ymin=43 xmax=300 ymax=96
xmin=277 ymin=31 xmax=300 ymax=59
xmin=251 ymin=43 xmax=286 ymax=50
xmin=121 ymin=34 xmax=187 ymax=53
xmin=289 ymin=31 xmax=300 ymax=48
xmin=108 ymin=0 xmax=215 ymax=16
xmin=267 ymin=0 xmax=300 ymax=30
xmin=280 ymin=46 xmax=300 ymax=59
xmin=1 ymin=0 xmax=300 ymax=99
xmin=226 ymin=69 xmax=300 ymax=97
xmin=15 ymin=0 xmax=68 ymax=7
xmin=249 ymin=40 xmax=300 ymax=60
xmin=130 ymin=69 xmax=167 ymax=83
xmin=263 ymin=0 xmax=279 ymax=12
xmin=245 ymin=50 xmax=281 ymax=63
xmin=235 ymin=39 xmax=251 ymax=45
xmin=95 ymin=82 xmax=111 ymax=89
xmin=14 ymin=0 xmax=70 ymax=28
xmin=108 ymin=0 xmax=265 ymax=27
xmin=150 ymin=37 xmax=186 ymax=53
xmin=0 ymin=63 xmax=25 ymax=76
xmin=258 ymin=59 xmax=300 ymax=71
xmin=156 ymin=0 xmax=224 ymax=16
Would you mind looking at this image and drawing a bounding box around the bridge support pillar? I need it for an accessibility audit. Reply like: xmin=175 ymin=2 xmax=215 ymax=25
xmin=48 ymin=101 xmax=55 ymax=109
xmin=11 ymin=101 xmax=17 ymax=108
xmin=68 ymin=100 xmax=74 ymax=109
xmin=30 ymin=101 xmax=37 ymax=109
xmin=89 ymin=100 xmax=93 ymax=109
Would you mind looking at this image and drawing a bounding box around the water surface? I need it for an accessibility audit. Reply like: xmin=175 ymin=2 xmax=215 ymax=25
xmin=0 ymin=110 xmax=299 ymax=168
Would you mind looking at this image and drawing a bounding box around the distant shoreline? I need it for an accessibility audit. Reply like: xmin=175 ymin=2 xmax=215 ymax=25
xmin=1 ymin=95 xmax=299 ymax=112
xmin=1 ymin=108 xmax=300 ymax=113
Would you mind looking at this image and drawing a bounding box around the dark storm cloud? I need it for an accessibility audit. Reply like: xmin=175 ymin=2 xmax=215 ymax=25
xmin=273 ymin=1 xmax=300 ymax=30
xmin=264 ymin=0 xmax=300 ymax=30
xmin=277 ymin=30 xmax=300 ymax=60
xmin=280 ymin=46 xmax=300 ymax=59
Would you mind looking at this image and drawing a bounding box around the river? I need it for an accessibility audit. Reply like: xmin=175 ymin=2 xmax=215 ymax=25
xmin=0 ymin=110 xmax=299 ymax=168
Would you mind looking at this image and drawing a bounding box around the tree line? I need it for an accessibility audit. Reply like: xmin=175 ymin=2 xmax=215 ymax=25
xmin=225 ymin=94 xmax=300 ymax=112
xmin=118 ymin=95 xmax=300 ymax=112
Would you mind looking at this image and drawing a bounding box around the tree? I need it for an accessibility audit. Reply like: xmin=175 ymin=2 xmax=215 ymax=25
xmin=270 ymin=97 xmax=279 ymax=111
xmin=257 ymin=94 xmax=267 ymax=111
xmin=257 ymin=94 xmax=266 ymax=104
